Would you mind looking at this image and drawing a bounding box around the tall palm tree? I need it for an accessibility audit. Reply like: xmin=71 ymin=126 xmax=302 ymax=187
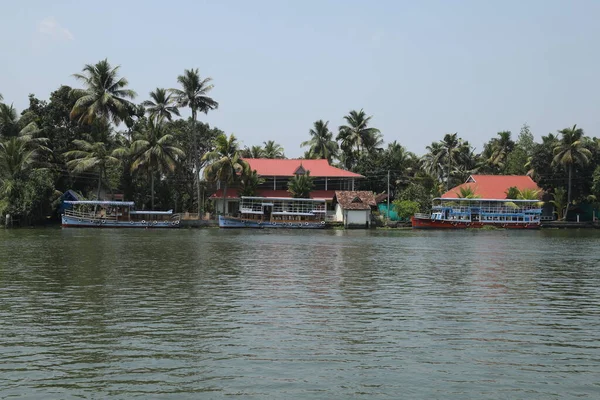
xmin=263 ymin=140 xmax=285 ymax=159
xmin=241 ymin=145 xmax=265 ymax=158
xmin=130 ymin=118 xmax=185 ymax=209
xmin=171 ymin=68 xmax=218 ymax=214
xmin=0 ymin=103 xmax=19 ymax=137
xmin=552 ymin=124 xmax=592 ymax=210
xmin=0 ymin=93 xmax=3 ymax=102
xmin=421 ymin=141 xmax=445 ymax=182
xmin=337 ymin=109 xmax=381 ymax=155
xmin=440 ymin=133 xmax=466 ymax=191
xmin=142 ymin=88 xmax=180 ymax=122
xmin=202 ymin=133 xmax=249 ymax=214
xmin=301 ymin=120 xmax=338 ymax=163
xmin=488 ymin=131 xmax=515 ymax=171
xmin=70 ymin=59 xmax=137 ymax=125
xmin=64 ymin=138 xmax=122 ymax=202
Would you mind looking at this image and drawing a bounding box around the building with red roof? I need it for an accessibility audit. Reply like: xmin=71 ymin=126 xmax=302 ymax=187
xmin=209 ymin=158 xmax=364 ymax=215
xmin=441 ymin=175 xmax=541 ymax=199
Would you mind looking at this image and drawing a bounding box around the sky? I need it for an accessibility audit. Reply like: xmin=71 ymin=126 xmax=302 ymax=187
xmin=1 ymin=0 xmax=599 ymax=157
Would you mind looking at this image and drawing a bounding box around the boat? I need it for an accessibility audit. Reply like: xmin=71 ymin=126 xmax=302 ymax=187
xmin=218 ymin=196 xmax=327 ymax=229
xmin=412 ymin=197 xmax=542 ymax=229
xmin=61 ymin=200 xmax=181 ymax=228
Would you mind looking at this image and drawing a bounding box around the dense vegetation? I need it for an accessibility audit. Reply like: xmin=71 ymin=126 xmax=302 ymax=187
xmin=2 ymin=59 xmax=600 ymax=225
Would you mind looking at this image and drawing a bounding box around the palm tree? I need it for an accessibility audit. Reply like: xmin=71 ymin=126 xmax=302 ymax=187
xmin=0 ymin=103 xmax=19 ymax=137
xmin=517 ymin=188 xmax=541 ymax=200
xmin=287 ymin=171 xmax=314 ymax=198
xmin=263 ymin=140 xmax=285 ymax=159
xmin=552 ymin=125 xmax=592 ymax=211
xmin=70 ymin=59 xmax=137 ymax=125
xmin=550 ymin=187 xmax=567 ymax=220
xmin=171 ymin=68 xmax=218 ymax=214
xmin=238 ymin=169 xmax=265 ymax=196
xmin=488 ymin=131 xmax=515 ymax=171
xmin=241 ymin=145 xmax=265 ymax=158
xmin=130 ymin=118 xmax=185 ymax=209
xmin=142 ymin=88 xmax=180 ymax=122
xmin=64 ymin=138 xmax=122 ymax=202
xmin=455 ymin=186 xmax=480 ymax=199
xmin=301 ymin=120 xmax=338 ymax=163
xmin=337 ymin=109 xmax=381 ymax=155
xmin=421 ymin=141 xmax=445 ymax=182
xmin=202 ymin=133 xmax=249 ymax=214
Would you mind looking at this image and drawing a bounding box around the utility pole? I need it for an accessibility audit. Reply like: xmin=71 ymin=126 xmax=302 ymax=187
xmin=387 ymin=170 xmax=390 ymax=221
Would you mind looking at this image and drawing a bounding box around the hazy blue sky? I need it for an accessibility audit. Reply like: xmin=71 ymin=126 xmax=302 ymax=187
xmin=1 ymin=0 xmax=599 ymax=157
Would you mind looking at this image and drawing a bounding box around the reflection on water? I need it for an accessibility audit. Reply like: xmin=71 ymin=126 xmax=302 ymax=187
xmin=1 ymin=228 xmax=600 ymax=399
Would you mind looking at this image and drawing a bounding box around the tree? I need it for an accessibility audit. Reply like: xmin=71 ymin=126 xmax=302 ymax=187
xmin=0 ymin=103 xmax=19 ymax=137
xmin=171 ymin=68 xmax=218 ymax=215
xmin=505 ymin=124 xmax=535 ymax=175
xmin=455 ymin=186 xmax=480 ymax=199
xmin=64 ymin=138 xmax=122 ymax=201
xmin=142 ymin=88 xmax=180 ymax=122
xmin=263 ymin=140 xmax=285 ymax=159
xmin=287 ymin=171 xmax=314 ymax=198
xmin=337 ymin=109 xmax=381 ymax=168
xmin=130 ymin=118 xmax=185 ymax=209
xmin=393 ymin=200 xmax=420 ymax=221
xmin=70 ymin=59 xmax=137 ymax=125
xmin=517 ymin=188 xmax=541 ymax=200
xmin=487 ymin=131 xmax=515 ymax=172
xmin=202 ymin=133 xmax=248 ymax=214
xmin=505 ymin=186 xmax=520 ymax=199
xmin=241 ymin=145 xmax=264 ymax=158
xmin=550 ymin=187 xmax=567 ymax=220
xmin=238 ymin=169 xmax=265 ymax=197
xmin=552 ymin=124 xmax=592 ymax=209
xmin=301 ymin=120 xmax=338 ymax=163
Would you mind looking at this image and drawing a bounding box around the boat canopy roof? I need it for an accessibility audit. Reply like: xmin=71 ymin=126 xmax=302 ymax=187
xmin=434 ymin=197 xmax=541 ymax=203
xmin=241 ymin=196 xmax=325 ymax=203
xmin=130 ymin=210 xmax=173 ymax=215
xmin=63 ymin=200 xmax=135 ymax=206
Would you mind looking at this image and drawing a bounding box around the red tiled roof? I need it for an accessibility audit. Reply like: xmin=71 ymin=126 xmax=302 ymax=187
xmin=209 ymin=189 xmax=337 ymax=200
xmin=243 ymin=158 xmax=364 ymax=178
xmin=441 ymin=175 xmax=541 ymax=199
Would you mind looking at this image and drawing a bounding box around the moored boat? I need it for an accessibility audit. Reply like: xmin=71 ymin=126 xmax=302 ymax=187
xmin=61 ymin=200 xmax=181 ymax=228
xmin=412 ymin=198 xmax=542 ymax=229
xmin=218 ymin=196 xmax=326 ymax=229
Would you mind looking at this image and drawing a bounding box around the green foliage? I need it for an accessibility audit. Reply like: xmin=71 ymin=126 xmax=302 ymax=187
xmin=505 ymin=186 xmax=520 ymax=199
xmin=395 ymin=183 xmax=431 ymax=212
xmin=262 ymin=140 xmax=285 ymax=159
xmin=455 ymin=186 xmax=480 ymax=199
xmin=593 ymin=166 xmax=600 ymax=197
xmin=550 ymin=187 xmax=567 ymax=220
xmin=70 ymin=59 xmax=137 ymax=125
xmin=301 ymin=120 xmax=338 ymax=163
xmin=392 ymin=199 xmax=420 ymax=220
xmin=238 ymin=169 xmax=265 ymax=196
xmin=287 ymin=171 xmax=314 ymax=198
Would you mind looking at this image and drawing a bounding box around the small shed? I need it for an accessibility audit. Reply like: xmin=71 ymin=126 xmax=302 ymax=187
xmin=333 ymin=191 xmax=377 ymax=228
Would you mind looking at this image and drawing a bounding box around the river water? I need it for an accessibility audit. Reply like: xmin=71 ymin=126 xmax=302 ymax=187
xmin=1 ymin=228 xmax=599 ymax=399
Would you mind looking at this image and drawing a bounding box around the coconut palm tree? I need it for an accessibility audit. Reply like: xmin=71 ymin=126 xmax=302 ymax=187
xmin=287 ymin=171 xmax=314 ymax=198
xmin=202 ymin=133 xmax=249 ymax=214
xmin=263 ymin=140 xmax=285 ymax=159
xmin=241 ymin=145 xmax=265 ymax=158
xmin=421 ymin=141 xmax=445 ymax=182
xmin=142 ymin=88 xmax=180 ymax=122
xmin=64 ymin=138 xmax=122 ymax=202
xmin=0 ymin=103 xmax=19 ymax=137
xmin=488 ymin=131 xmax=515 ymax=171
xmin=171 ymin=68 xmax=218 ymax=214
xmin=238 ymin=169 xmax=265 ymax=197
xmin=455 ymin=186 xmax=480 ymax=199
xmin=337 ymin=109 xmax=381 ymax=155
xmin=550 ymin=187 xmax=567 ymax=220
xmin=70 ymin=59 xmax=137 ymax=125
xmin=552 ymin=125 xmax=592 ymax=211
xmin=301 ymin=120 xmax=338 ymax=163
xmin=130 ymin=118 xmax=185 ymax=209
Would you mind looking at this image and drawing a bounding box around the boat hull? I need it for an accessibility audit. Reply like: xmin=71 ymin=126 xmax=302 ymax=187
xmin=62 ymin=215 xmax=180 ymax=228
xmin=219 ymin=215 xmax=325 ymax=229
xmin=411 ymin=217 xmax=540 ymax=229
